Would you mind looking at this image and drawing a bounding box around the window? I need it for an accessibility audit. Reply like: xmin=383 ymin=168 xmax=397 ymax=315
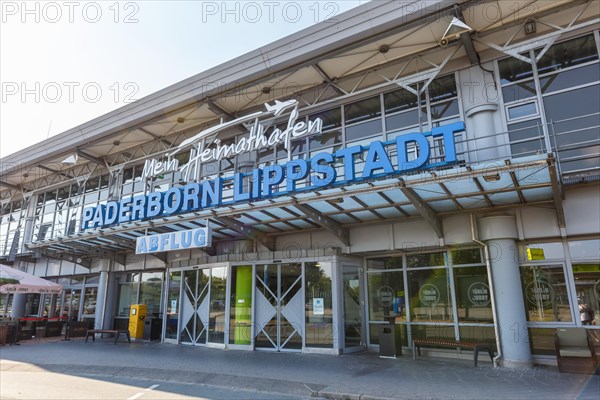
xmin=498 ymin=56 xmax=534 ymax=84
xmin=453 ymin=266 xmax=493 ymax=323
xmin=569 ymin=239 xmax=600 ymax=327
xmin=500 ymin=34 xmax=600 ymax=174
xmin=367 ymin=271 xmax=405 ymax=322
xmin=507 ymin=119 xmax=544 ymax=157
xmin=520 ymin=264 xmax=572 ymax=322
xmin=82 ymin=287 xmax=97 ymax=317
xmin=209 ymin=267 xmax=227 ymax=344
xmin=117 ymin=283 xmax=137 ymax=317
xmin=408 ymin=268 xmax=453 ymax=322
xmin=305 ymin=261 xmax=334 ymax=348
xmin=344 ymin=96 xmax=381 ymax=125
xmin=507 ymin=102 xmax=538 ymax=121
xmin=139 ymin=272 xmax=163 ymax=316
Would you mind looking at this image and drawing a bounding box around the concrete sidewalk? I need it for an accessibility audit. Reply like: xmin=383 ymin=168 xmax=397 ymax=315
xmin=1 ymin=338 xmax=598 ymax=400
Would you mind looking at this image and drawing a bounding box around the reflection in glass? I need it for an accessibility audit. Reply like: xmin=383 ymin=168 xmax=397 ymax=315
xmin=367 ymin=271 xmax=405 ymax=322
xmin=502 ymin=80 xmax=537 ymax=103
xmin=117 ymin=283 xmax=137 ymax=317
xmin=407 ymin=252 xmax=445 ymax=268
xmin=408 ymin=268 xmax=453 ymax=322
xmin=209 ymin=267 xmax=227 ymax=343
xmin=305 ymin=262 xmax=333 ymax=348
xmin=453 ymin=266 xmax=493 ymax=323
xmin=384 ymin=89 xmax=420 ymax=114
xmin=508 ymin=119 xmax=544 ymax=156
xmin=508 ymin=102 xmax=537 ymax=120
xmin=165 ymin=271 xmax=181 ymax=340
xmin=572 ymin=263 xmax=599 ymax=326
xmin=310 ymin=108 xmax=342 ymax=130
xmin=343 ymin=266 xmax=362 ymax=348
xmin=309 ymin=130 xmax=342 ymax=150
xmin=140 ymin=272 xmax=163 ymax=316
xmin=499 ymin=56 xmax=534 ymax=84
xmin=428 ymin=75 xmax=457 ymax=102
xmin=520 ymin=264 xmax=572 ymax=322
xmin=82 ymin=287 xmax=97 ymax=317
xmin=536 ymin=34 xmax=598 ymax=74
xmin=345 ymin=96 xmax=381 ymax=125
xmin=345 ymin=119 xmax=383 ymax=142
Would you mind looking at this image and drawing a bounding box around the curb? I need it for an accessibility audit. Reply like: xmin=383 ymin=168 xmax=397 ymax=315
xmin=315 ymin=392 xmax=397 ymax=400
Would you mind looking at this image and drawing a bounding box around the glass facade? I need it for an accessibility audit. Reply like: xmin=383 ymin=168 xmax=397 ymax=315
xmin=365 ymin=248 xmax=491 ymax=347
xmin=520 ymin=264 xmax=572 ymax=323
xmin=116 ymin=272 xmax=164 ymax=318
xmin=499 ymin=33 xmax=600 ymax=174
xmin=305 ymin=261 xmax=334 ymax=348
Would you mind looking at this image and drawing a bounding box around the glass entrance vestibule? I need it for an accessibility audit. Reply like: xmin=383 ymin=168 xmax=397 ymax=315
xmin=163 ymin=259 xmax=341 ymax=353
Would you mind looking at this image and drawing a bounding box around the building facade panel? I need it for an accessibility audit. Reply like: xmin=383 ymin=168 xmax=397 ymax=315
xmin=1 ymin=0 xmax=598 ymax=368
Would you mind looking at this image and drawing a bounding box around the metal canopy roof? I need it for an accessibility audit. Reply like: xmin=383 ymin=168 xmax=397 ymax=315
xmin=26 ymin=155 xmax=558 ymax=263
xmin=1 ymin=0 xmax=597 ymax=198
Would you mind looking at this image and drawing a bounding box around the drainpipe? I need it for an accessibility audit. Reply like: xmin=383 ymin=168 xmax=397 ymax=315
xmin=470 ymin=213 xmax=502 ymax=367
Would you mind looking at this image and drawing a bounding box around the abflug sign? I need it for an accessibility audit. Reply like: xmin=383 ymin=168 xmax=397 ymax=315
xmin=82 ymin=100 xmax=465 ymax=230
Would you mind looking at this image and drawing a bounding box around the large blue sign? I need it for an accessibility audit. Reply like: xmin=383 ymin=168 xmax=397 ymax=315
xmin=135 ymin=227 xmax=211 ymax=254
xmin=82 ymin=122 xmax=464 ymax=230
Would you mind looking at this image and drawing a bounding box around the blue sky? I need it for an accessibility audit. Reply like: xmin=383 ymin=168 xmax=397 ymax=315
xmin=0 ymin=1 xmax=365 ymax=157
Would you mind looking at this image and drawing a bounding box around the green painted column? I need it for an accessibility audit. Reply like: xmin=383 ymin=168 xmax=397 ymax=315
xmin=234 ymin=266 xmax=252 ymax=344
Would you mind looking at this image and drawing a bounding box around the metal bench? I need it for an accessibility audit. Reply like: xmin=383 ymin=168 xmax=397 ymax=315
xmin=412 ymin=339 xmax=494 ymax=367
xmin=85 ymin=329 xmax=131 ymax=344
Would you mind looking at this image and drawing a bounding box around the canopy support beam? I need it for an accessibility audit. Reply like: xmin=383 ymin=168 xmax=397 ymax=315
xmin=214 ymin=216 xmax=275 ymax=251
xmin=399 ymin=179 xmax=444 ymax=239
xmin=293 ymin=202 xmax=350 ymax=247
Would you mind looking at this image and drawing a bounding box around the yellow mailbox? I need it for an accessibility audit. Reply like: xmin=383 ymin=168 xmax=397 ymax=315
xmin=128 ymin=304 xmax=147 ymax=339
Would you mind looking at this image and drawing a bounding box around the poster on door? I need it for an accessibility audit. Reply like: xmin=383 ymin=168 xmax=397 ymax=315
xmin=313 ymin=298 xmax=325 ymax=315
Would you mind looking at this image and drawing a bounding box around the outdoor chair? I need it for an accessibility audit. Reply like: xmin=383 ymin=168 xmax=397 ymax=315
xmin=555 ymin=328 xmax=598 ymax=374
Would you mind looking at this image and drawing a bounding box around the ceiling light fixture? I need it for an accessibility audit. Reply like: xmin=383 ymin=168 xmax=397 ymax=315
xmin=482 ymin=173 xmax=501 ymax=183
xmin=440 ymin=17 xmax=473 ymax=46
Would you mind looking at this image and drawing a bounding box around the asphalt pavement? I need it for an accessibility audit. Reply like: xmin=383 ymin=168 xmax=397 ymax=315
xmin=1 ymin=337 xmax=599 ymax=400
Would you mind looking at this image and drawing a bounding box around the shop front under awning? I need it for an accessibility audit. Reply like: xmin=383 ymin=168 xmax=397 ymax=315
xmin=27 ymin=155 xmax=561 ymax=264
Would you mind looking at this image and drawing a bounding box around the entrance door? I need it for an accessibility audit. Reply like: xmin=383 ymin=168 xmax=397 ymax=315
xmin=61 ymin=289 xmax=81 ymax=320
xmin=180 ymin=269 xmax=210 ymax=345
xmin=164 ymin=271 xmax=181 ymax=343
xmin=342 ymin=265 xmax=365 ymax=352
xmin=255 ymin=263 xmax=303 ymax=351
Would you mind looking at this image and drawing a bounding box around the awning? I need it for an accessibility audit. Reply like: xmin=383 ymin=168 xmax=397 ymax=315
xmin=0 ymin=264 xmax=63 ymax=294
xmin=26 ymin=154 xmax=560 ymax=261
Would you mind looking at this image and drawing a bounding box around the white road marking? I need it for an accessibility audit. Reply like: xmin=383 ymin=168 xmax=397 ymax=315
xmin=127 ymin=384 xmax=160 ymax=400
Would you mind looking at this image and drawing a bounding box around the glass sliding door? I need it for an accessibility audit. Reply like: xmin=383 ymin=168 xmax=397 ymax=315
xmin=180 ymin=269 xmax=209 ymax=345
xmin=342 ymin=265 xmax=365 ymax=351
xmin=61 ymin=289 xmax=81 ymax=321
xmin=229 ymin=265 xmax=253 ymax=346
xmin=208 ymin=267 xmax=227 ymax=344
xmin=255 ymin=263 xmax=303 ymax=351
xmin=164 ymin=271 xmax=181 ymax=342
xmin=170 ymin=264 xmax=230 ymax=346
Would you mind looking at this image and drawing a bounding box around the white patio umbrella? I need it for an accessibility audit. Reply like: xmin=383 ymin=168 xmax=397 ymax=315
xmin=0 ymin=264 xmax=62 ymax=294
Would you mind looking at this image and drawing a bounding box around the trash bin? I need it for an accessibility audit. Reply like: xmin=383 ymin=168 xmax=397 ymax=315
xmin=379 ymin=315 xmax=401 ymax=358
xmin=143 ymin=318 xmax=162 ymax=341
xmin=143 ymin=319 xmax=152 ymax=340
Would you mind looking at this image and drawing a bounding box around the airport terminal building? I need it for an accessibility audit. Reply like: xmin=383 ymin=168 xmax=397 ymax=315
xmin=1 ymin=0 xmax=598 ymax=368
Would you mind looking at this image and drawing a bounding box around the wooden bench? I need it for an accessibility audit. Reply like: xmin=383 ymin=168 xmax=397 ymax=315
xmin=413 ymin=339 xmax=494 ymax=367
xmin=85 ymin=329 xmax=131 ymax=344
